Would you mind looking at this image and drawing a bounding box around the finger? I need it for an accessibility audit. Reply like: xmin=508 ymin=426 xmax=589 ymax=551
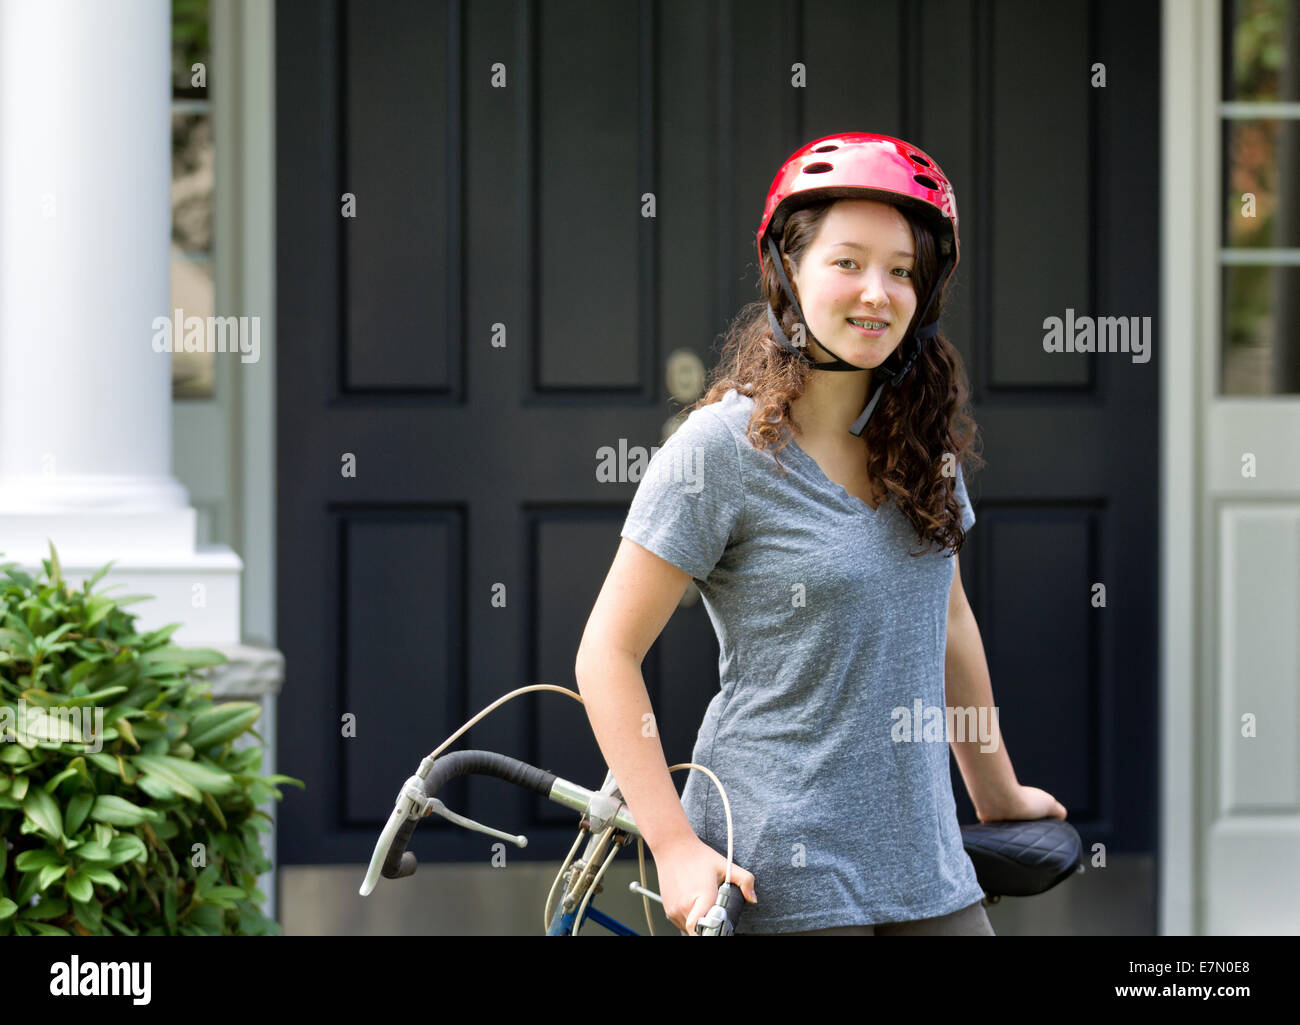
xmin=684 ymin=895 xmax=707 ymax=936
xmin=729 ymin=868 xmax=757 ymax=903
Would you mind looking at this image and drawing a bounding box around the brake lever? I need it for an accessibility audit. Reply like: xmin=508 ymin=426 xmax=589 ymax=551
xmin=427 ymin=797 xmax=528 ymax=848
xmin=695 ymin=884 xmax=737 ymax=936
xmin=359 ymin=774 xmax=432 ymax=896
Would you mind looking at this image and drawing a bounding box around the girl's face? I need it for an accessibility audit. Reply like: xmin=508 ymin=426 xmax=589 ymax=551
xmin=787 ymin=200 xmax=919 ymax=369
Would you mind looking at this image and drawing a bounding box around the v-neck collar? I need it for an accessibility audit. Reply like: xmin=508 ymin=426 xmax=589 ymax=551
xmin=783 ymin=433 xmax=889 ymax=515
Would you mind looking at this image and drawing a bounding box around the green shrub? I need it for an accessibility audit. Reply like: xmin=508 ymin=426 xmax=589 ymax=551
xmin=0 ymin=544 xmax=303 ymax=935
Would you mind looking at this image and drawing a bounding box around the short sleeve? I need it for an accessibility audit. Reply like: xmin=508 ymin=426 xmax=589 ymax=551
xmin=954 ymin=460 xmax=976 ymax=534
xmin=619 ymin=407 xmax=744 ymax=582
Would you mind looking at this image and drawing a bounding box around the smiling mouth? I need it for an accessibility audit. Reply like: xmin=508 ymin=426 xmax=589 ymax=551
xmin=847 ymin=317 xmax=889 ymax=331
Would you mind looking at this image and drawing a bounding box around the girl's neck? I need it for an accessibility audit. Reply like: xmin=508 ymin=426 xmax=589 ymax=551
xmin=791 ymin=370 xmax=875 ymax=444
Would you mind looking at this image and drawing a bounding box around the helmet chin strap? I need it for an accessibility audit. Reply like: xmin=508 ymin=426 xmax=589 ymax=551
xmin=763 ymin=234 xmax=953 ymax=437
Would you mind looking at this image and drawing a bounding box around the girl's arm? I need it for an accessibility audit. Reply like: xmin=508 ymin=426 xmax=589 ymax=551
xmin=574 ymin=537 xmax=708 ymax=853
xmin=575 ymin=537 xmax=758 ymax=933
xmin=944 ymin=555 xmax=1068 ymax=821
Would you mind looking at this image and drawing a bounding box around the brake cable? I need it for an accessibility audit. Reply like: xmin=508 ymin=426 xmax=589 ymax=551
xmin=412 ymin=683 xmax=736 ymax=936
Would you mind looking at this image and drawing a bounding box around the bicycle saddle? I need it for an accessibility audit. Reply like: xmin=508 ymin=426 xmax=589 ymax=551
xmin=960 ymin=817 xmax=1084 ymax=898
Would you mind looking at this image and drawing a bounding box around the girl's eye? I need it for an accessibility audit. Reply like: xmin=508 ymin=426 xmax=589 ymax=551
xmin=834 ymin=258 xmax=912 ymax=278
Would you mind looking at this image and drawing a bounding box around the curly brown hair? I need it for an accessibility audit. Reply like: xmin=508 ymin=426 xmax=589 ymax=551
xmin=686 ymin=197 xmax=983 ymax=556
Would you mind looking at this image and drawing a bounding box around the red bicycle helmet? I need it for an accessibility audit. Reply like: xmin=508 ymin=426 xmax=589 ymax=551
xmin=756 ymin=132 xmax=960 ymax=435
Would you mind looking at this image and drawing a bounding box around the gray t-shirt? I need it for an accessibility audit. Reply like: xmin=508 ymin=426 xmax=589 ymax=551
xmin=620 ymin=387 xmax=985 ymax=932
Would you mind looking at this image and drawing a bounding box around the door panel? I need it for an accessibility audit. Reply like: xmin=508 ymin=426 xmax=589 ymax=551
xmin=277 ymin=0 xmax=1159 ymax=906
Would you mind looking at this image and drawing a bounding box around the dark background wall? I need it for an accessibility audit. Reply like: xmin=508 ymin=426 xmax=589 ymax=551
xmin=276 ymin=0 xmax=1159 ymax=933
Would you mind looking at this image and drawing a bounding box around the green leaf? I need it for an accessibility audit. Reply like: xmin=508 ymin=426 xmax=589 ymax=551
xmin=204 ymin=885 xmax=246 ymax=902
xmin=134 ymin=754 xmax=234 ymax=798
xmin=130 ymin=719 xmax=166 ymax=741
xmin=195 ymin=863 xmax=221 ymax=895
xmin=201 ymin=790 xmax=227 ymax=830
xmin=64 ymin=870 xmax=93 ymax=903
xmin=89 ymin=794 xmax=158 ymax=827
xmin=0 ymin=898 xmax=16 ymax=921
xmin=82 ymin=866 xmax=122 ymax=891
xmin=190 ymin=903 xmax=223 ymax=932
xmin=101 ymin=593 xmax=153 ymax=609
xmin=73 ymin=841 xmax=112 ymax=862
xmin=64 ymin=792 xmax=94 ymax=836
xmin=84 ymin=594 xmax=116 ymax=630
xmin=14 ymin=849 xmax=63 ymax=871
xmin=14 ymin=864 xmax=38 ymax=905
xmin=71 ymin=896 xmax=103 ymax=933
xmin=130 ymin=755 xmax=201 ymax=801
xmin=0 ymin=744 xmax=29 ymax=765
xmin=107 ymin=834 xmax=147 ymax=866
xmin=140 ymin=645 xmax=227 ymax=669
xmin=87 ymin=752 xmax=122 ymax=777
xmin=3 ymin=567 xmax=36 ymax=590
xmin=64 ymin=659 xmax=100 ymax=686
xmin=262 ymin=773 xmax=306 ymax=790
xmin=82 ymin=559 xmax=118 ymax=594
xmin=25 ymin=920 xmax=71 ymax=936
xmin=10 ymin=775 xmax=28 ymax=801
xmin=101 ymin=913 xmax=137 ymax=936
xmin=22 ymin=787 xmax=63 ymax=840
xmin=187 ymin=702 xmax=261 ymax=751
xmin=19 ymin=896 xmax=67 ymax=920
xmin=37 ymin=863 xmax=69 ymax=891
xmin=58 ymin=684 xmax=128 ymax=708
xmin=136 ymin=773 xmax=177 ymax=801
xmin=47 ymin=542 xmax=63 ymax=590
xmin=42 ymin=765 xmax=79 ymax=793
xmin=163 ymin=885 xmax=177 ymax=933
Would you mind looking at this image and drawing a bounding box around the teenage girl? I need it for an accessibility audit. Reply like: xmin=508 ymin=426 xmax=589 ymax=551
xmin=574 ymin=133 xmax=1067 ymax=936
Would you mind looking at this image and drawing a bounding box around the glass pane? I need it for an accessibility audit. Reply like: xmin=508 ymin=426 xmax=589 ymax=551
xmin=172 ymin=111 xmax=213 ymax=253
xmin=1224 ymin=0 xmax=1297 ymax=102
xmin=172 ymin=0 xmax=213 ymax=398
xmin=173 ymin=0 xmax=210 ymax=100
xmin=170 ymin=110 xmax=215 ymax=397
xmin=1220 ymin=265 xmax=1300 ymax=394
xmin=1222 ymin=119 xmax=1300 ymax=248
xmin=170 ymin=253 xmax=216 ymax=399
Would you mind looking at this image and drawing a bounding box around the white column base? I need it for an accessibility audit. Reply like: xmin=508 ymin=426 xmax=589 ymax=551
xmin=0 ymin=508 xmax=198 ymax=560
xmin=2 ymin=541 xmax=244 ymax=647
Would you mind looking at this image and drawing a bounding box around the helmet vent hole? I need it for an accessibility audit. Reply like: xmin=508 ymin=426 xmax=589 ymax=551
xmin=913 ymin=173 xmax=939 ymax=189
xmin=909 ymin=153 xmax=931 ymax=167
xmin=803 ymin=162 xmax=834 ymax=174
xmin=812 ymin=144 xmax=839 ymax=152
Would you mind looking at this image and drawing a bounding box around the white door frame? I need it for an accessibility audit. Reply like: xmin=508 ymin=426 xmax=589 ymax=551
xmin=1162 ymin=0 xmax=1300 ymax=936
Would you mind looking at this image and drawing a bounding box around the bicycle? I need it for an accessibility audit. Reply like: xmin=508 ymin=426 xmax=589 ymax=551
xmin=360 ymin=685 xmax=1086 ymax=935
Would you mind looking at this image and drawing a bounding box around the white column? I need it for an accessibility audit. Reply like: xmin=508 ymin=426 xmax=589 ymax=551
xmin=0 ymin=0 xmax=240 ymax=645
xmin=0 ymin=0 xmax=187 ymax=515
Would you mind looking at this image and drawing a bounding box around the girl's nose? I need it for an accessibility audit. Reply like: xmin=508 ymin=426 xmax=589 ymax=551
xmin=860 ymin=271 xmax=888 ymax=307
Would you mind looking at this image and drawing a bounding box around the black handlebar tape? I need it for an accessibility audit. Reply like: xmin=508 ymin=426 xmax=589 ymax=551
xmin=380 ymin=751 xmax=559 ymax=881
xmin=381 ymin=816 xmax=420 ymax=879
xmin=420 ymin=750 xmax=558 ymax=800
xmin=723 ymin=882 xmax=745 ymax=934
